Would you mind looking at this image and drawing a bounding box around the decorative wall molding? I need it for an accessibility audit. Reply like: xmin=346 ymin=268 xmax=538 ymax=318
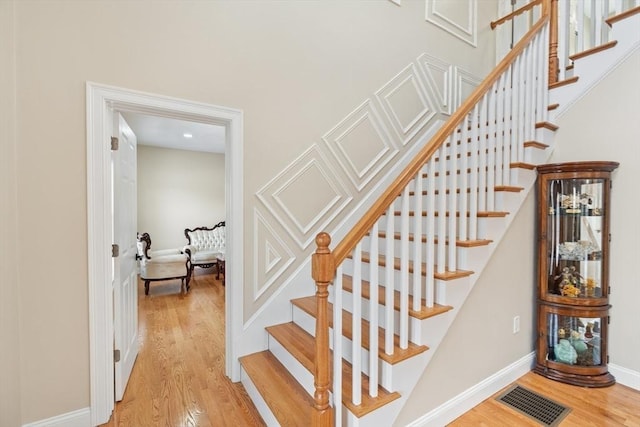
xmin=425 ymin=0 xmax=478 ymax=47
xmin=253 ymin=208 xmax=296 ymax=300
xmin=416 ymin=53 xmax=454 ymax=115
xmin=453 ymin=66 xmax=482 ymax=110
xmin=323 ymin=100 xmax=397 ymax=192
xmin=375 ymin=64 xmax=437 ymax=146
xmin=256 ymin=144 xmax=352 ymax=250
xmin=252 ymin=54 xmax=481 ymax=299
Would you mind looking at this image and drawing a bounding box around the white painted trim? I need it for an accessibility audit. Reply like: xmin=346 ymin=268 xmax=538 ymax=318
xmin=86 ymin=82 xmax=244 ymax=425
xmin=406 ymin=352 xmax=535 ymax=427
xmin=609 ymin=363 xmax=640 ymax=391
xmin=22 ymin=407 xmax=91 ymax=427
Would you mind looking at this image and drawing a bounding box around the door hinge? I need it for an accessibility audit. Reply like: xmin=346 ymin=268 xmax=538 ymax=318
xmin=111 ymin=136 xmax=119 ymax=151
xmin=607 ymin=355 xmax=609 ymax=364
xmin=114 ymin=349 xmax=121 ymax=363
xmin=608 ymin=315 xmax=611 ymax=325
xmin=112 ymin=244 xmax=119 ymax=258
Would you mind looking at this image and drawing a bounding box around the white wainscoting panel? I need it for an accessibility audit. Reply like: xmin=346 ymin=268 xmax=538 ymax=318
xmin=253 ymin=208 xmax=296 ymax=300
xmin=323 ymin=100 xmax=397 ymax=192
xmin=256 ymin=144 xmax=352 ymax=250
xmin=376 ymin=64 xmax=437 ymax=146
xmin=425 ymin=0 xmax=478 ymax=47
xmin=416 ymin=53 xmax=454 ymax=115
xmin=453 ymin=66 xmax=482 ymax=110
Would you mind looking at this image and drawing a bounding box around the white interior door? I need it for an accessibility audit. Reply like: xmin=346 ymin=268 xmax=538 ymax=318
xmin=112 ymin=112 xmax=139 ymax=401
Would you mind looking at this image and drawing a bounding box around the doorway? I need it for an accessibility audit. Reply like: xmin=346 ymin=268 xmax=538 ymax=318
xmin=86 ymin=82 xmax=244 ymax=426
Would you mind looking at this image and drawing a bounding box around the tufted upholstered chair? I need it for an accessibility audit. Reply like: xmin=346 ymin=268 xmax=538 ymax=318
xmin=136 ymin=232 xmax=186 ymax=263
xmin=183 ymin=221 xmax=225 ymax=275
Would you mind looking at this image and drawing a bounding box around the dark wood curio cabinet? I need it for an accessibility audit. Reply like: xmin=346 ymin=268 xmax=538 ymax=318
xmin=534 ymin=161 xmax=619 ymax=387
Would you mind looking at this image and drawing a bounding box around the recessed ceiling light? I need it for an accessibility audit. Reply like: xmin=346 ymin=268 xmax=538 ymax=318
xmin=183 ymin=133 xmax=193 ymax=138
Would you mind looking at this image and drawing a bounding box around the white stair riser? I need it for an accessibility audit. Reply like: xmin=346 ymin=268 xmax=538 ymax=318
xmin=268 ymin=334 xmax=316 ymax=397
xmin=241 ymin=367 xmax=281 ymax=427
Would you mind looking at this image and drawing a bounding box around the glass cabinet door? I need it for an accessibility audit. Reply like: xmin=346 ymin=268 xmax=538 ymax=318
xmin=545 ymin=312 xmax=606 ymax=367
xmin=545 ymin=178 xmax=606 ymax=300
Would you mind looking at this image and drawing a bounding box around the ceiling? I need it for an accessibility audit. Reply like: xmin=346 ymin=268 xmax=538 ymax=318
xmin=122 ymin=112 xmax=226 ymax=154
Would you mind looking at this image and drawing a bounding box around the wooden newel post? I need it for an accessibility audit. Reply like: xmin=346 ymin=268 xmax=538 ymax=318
xmin=547 ymin=0 xmax=559 ymax=84
xmin=312 ymin=232 xmax=335 ymax=427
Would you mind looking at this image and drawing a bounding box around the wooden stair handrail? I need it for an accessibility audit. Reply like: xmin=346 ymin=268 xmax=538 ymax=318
xmin=491 ymin=0 xmax=542 ymax=29
xmin=331 ymin=14 xmax=549 ymax=266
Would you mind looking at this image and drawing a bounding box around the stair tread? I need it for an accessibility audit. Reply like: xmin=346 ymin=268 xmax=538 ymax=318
xmin=606 ymin=5 xmax=640 ymax=25
xmin=569 ymin=40 xmax=617 ymax=62
xmin=549 ymin=76 xmax=579 ymax=89
xmin=240 ymin=350 xmax=314 ymax=427
xmin=291 ymin=296 xmax=429 ymax=365
xmin=266 ymin=322 xmax=401 ymax=417
xmin=523 ymin=140 xmax=549 ymax=149
xmin=378 ymin=231 xmax=493 ymax=248
xmin=351 ymin=251 xmax=474 ymax=281
xmin=341 ymin=276 xmax=453 ymax=320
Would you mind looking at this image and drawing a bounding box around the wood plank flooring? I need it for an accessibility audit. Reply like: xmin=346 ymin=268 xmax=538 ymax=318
xmin=100 ymin=268 xmax=639 ymax=426
xmin=449 ymin=371 xmax=640 ymax=426
xmin=101 ymin=270 xmax=265 ymax=427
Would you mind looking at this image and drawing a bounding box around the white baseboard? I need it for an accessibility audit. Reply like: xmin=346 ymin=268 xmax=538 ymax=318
xmin=22 ymin=407 xmax=91 ymax=427
xmin=609 ymin=363 xmax=640 ymax=391
xmin=406 ymin=352 xmax=535 ymax=427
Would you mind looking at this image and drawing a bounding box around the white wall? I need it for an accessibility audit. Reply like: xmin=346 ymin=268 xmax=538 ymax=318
xmin=550 ymin=50 xmax=640 ymax=374
xmin=0 ymin=2 xmax=22 ymax=426
xmin=137 ymin=145 xmax=225 ymax=250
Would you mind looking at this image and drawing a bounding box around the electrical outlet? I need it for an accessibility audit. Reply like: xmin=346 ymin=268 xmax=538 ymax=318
xmin=513 ymin=316 xmax=520 ymax=334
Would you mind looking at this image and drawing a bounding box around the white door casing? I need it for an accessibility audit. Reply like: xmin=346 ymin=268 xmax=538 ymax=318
xmin=87 ymin=82 xmax=244 ymax=426
xmin=112 ymin=113 xmax=139 ymax=401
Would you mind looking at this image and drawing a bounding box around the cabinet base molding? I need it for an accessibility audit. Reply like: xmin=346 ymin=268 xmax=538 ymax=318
xmin=533 ymin=364 xmax=616 ymax=388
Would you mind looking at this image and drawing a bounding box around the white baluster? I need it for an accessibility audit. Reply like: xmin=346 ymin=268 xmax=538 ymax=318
xmin=495 ymin=74 xmax=505 ymax=188
xmin=333 ymin=268 xmax=343 ymax=424
xmin=517 ymin=54 xmax=526 ymax=163
xmin=478 ymin=95 xmax=488 ymax=212
xmin=459 ymin=118 xmax=470 ymax=241
xmin=351 ymin=243 xmax=362 ymax=406
xmin=503 ymin=66 xmax=512 ymax=186
xmin=447 ymin=134 xmax=458 ymax=271
xmin=487 ymin=84 xmax=496 ymax=212
xmin=469 ymin=104 xmax=479 ymax=240
xmin=384 ymin=205 xmax=394 ymax=355
xmin=425 ymin=158 xmax=435 ymax=308
xmin=436 ymin=145 xmax=446 ymax=274
xmin=368 ymin=223 xmax=379 ymax=398
xmin=577 ymin=0 xmax=585 ymax=54
xmin=412 ymin=170 xmax=423 ymax=313
xmin=400 ymin=186 xmax=410 ymax=349
xmin=558 ymin=0 xmax=569 ymax=81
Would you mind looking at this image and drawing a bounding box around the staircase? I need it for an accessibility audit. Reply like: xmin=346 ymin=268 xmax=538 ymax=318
xmin=239 ymin=3 xmax=640 ymax=426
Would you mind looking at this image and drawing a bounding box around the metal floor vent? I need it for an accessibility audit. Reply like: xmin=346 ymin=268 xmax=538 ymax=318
xmin=496 ymin=385 xmax=571 ymax=426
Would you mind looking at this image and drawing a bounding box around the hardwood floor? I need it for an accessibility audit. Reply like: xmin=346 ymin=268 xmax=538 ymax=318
xmin=101 ymin=269 xmax=265 ymax=427
xmin=101 ymin=268 xmax=639 ymax=426
xmin=449 ymin=371 xmax=640 ymax=426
